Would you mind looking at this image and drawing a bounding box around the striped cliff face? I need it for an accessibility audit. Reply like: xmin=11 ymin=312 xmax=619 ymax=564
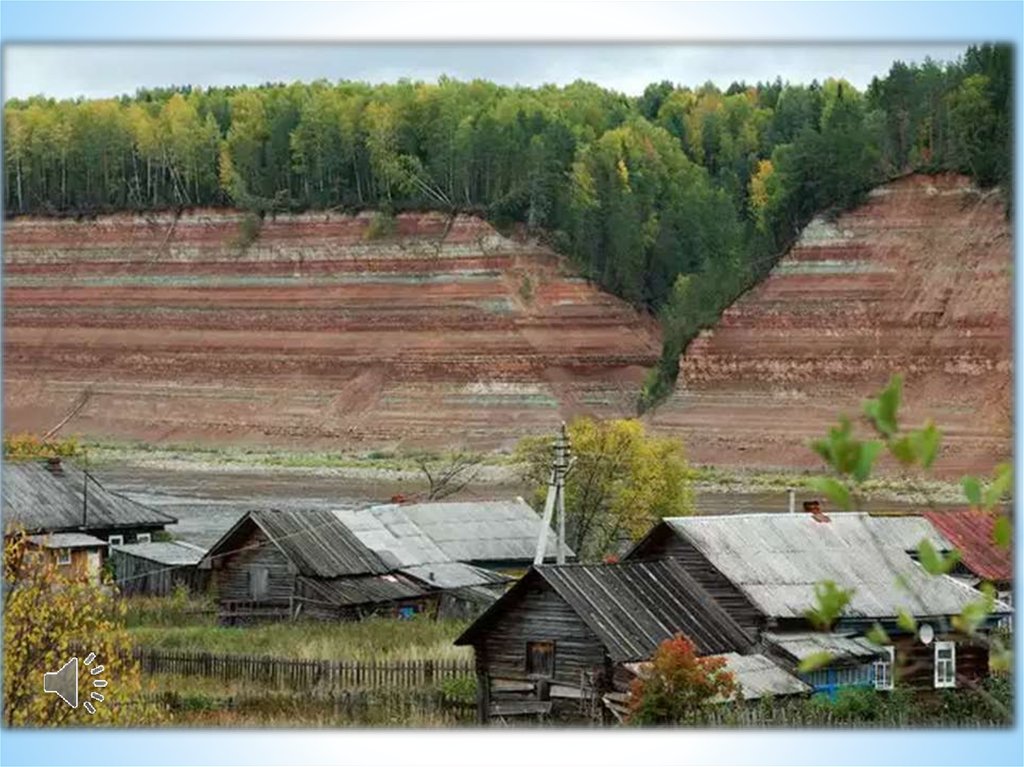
xmin=647 ymin=173 xmax=1011 ymax=478
xmin=3 ymin=210 xmax=660 ymax=452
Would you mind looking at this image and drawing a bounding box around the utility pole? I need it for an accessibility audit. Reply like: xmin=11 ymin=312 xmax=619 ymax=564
xmin=534 ymin=422 xmax=571 ymax=565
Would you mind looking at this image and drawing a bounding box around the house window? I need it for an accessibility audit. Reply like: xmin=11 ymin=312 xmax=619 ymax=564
xmin=874 ymin=646 xmax=895 ymax=691
xmin=137 ymin=533 xmax=152 ymax=544
xmin=934 ymin=641 xmax=956 ymax=688
xmin=248 ymin=566 xmax=269 ymax=600
xmin=526 ymin=640 xmax=555 ymax=678
xmin=56 ymin=548 xmax=72 ymax=566
xmin=108 ymin=535 xmax=124 ymax=546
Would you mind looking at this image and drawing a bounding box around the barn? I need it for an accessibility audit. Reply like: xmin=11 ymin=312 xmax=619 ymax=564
xmin=454 ymin=558 xmax=770 ymax=722
xmin=110 ymin=540 xmax=209 ymax=597
xmin=626 ymin=512 xmax=1012 ymax=696
xmin=199 ymin=509 xmax=509 ymax=624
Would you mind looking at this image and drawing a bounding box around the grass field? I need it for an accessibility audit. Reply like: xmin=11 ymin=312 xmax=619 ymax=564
xmin=127 ymin=599 xmax=472 ymax=663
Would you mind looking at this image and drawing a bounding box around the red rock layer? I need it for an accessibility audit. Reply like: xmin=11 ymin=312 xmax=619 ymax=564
xmin=4 ymin=210 xmax=660 ymax=451
xmin=648 ymin=174 xmax=1012 ymax=478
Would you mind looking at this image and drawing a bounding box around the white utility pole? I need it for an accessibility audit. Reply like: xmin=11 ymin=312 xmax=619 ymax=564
xmin=534 ymin=422 xmax=571 ymax=565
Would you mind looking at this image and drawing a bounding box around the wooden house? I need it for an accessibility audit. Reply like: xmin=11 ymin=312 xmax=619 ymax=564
xmin=626 ymin=512 xmax=1012 ymax=697
xmin=454 ymin=558 xmax=786 ymax=722
xmin=23 ymin=532 xmax=107 ymax=585
xmin=3 ymin=458 xmax=176 ymax=548
xmin=345 ymin=498 xmax=573 ymax=573
xmin=199 ymin=509 xmax=508 ymax=624
xmin=110 ymin=540 xmax=209 ymax=597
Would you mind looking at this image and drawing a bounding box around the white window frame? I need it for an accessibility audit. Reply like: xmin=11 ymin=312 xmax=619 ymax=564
xmin=136 ymin=533 xmax=152 ymax=544
xmin=874 ymin=646 xmax=895 ymax=691
xmin=934 ymin=641 xmax=956 ymax=688
xmin=56 ymin=548 xmax=72 ymax=566
xmin=108 ymin=534 xmax=124 ymax=546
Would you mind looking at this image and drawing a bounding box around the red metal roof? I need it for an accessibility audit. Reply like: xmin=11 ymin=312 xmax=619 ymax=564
xmin=923 ymin=509 xmax=1012 ymax=583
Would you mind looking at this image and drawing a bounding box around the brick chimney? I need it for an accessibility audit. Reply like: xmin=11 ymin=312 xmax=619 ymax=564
xmin=45 ymin=456 xmax=64 ymax=476
xmin=804 ymin=499 xmax=830 ymax=523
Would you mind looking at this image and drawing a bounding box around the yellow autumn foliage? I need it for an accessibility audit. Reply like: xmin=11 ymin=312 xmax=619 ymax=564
xmin=3 ymin=533 xmax=165 ymax=726
xmin=516 ymin=418 xmax=694 ymax=560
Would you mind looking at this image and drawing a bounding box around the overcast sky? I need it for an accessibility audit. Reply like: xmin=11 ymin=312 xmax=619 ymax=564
xmin=4 ymin=43 xmax=971 ymax=101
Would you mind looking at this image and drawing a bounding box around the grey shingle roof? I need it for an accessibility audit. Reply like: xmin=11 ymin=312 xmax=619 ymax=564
xmin=344 ymin=499 xmax=571 ymax=565
xmin=762 ymin=631 xmax=883 ymax=663
xmin=710 ymin=653 xmax=812 ymax=700
xmin=3 ymin=460 xmax=176 ymax=534
xmin=661 ymin=513 xmax=1009 ymax=620
xmin=111 ymin=540 xmax=206 ymax=566
xmin=399 ymin=561 xmax=510 ymax=589
xmin=26 ymin=532 xmax=107 ymax=549
xmin=458 ymin=559 xmax=753 ymax=661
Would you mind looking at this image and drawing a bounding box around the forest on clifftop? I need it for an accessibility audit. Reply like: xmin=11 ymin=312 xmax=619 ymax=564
xmin=3 ymin=44 xmax=1012 ymax=405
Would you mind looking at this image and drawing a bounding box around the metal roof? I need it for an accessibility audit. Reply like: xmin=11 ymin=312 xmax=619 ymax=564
xmin=399 ymin=561 xmax=510 ymax=590
xmin=26 ymin=532 xmax=107 ymax=549
xmin=111 ymin=540 xmax=206 ymax=566
xmin=354 ymin=499 xmax=572 ymax=564
xmin=661 ymin=513 xmax=1007 ymax=620
xmin=624 ymin=653 xmax=811 ymax=701
xmin=711 ymin=653 xmax=812 ymax=700
xmin=246 ymin=510 xmax=388 ymax=578
xmin=458 ymin=559 xmax=753 ymax=661
xmin=761 ymin=631 xmax=882 ymax=663
xmin=3 ymin=460 xmax=176 ymax=534
xmin=298 ymin=572 xmax=430 ymax=608
xmin=923 ymin=509 xmax=1013 ymax=582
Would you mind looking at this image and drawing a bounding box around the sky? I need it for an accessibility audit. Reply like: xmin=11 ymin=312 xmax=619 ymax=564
xmin=3 ymin=43 xmax=971 ymax=101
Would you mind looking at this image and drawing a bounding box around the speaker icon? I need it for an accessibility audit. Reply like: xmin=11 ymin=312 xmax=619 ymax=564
xmin=43 ymin=657 xmax=79 ymax=709
xmin=43 ymin=652 xmax=107 ymax=714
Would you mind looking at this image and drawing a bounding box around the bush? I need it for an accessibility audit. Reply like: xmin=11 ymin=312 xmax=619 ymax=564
xmin=3 ymin=433 xmax=82 ymax=459
xmin=365 ymin=211 xmax=397 ymax=240
xmin=627 ymin=633 xmax=737 ymax=725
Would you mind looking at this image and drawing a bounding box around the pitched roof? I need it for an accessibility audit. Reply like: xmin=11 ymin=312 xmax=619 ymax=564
xmin=456 ymin=559 xmax=753 ymax=661
xmin=658 ymin=513 xmax=1008 ymax=620
xmin=246 ymin=510 xmax=388 ymax=578
xmin=298 ymin=572 xmax=431 ymax=608
xmin=26 ymin=532 xmax=107 ymax=549
xmin=3 ymin=460 xmax=176 ymax=534
xmin=922 ymin=509 xmax=1012 ymax=582
xmin=348 ymin=499 xmax=571 ymax=565
xmin=111 ymin=540 xmax=207 ymax=566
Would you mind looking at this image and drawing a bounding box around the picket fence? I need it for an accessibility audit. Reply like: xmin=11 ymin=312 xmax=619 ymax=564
xmin=133 ymin=648 xmax=473 ymax=690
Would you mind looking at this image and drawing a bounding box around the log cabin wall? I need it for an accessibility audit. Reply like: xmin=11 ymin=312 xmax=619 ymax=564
xmin=893 ymin=633 xmax=990 ymax=690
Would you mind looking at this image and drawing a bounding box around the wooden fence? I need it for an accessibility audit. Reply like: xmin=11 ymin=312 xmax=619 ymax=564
xmin=133 ymin=649 xmax=474 ymax=691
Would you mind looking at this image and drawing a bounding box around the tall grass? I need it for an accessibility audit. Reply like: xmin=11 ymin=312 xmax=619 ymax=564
xmin=129 ymin=616 xmax=472 ymax=662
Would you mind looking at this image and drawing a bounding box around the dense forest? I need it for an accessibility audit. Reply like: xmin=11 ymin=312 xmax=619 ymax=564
xmin=3 ymin=45 xmax=1012 ymax=405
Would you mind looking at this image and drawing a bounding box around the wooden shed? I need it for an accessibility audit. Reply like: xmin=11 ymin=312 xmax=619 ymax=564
xmin=110 ymin=540 xmax=209 ymax=597
xmin=626 ymin=512 xmax=1012 ymax=696
xmin=200 ymin=509 xmax=508 ymax=624
xmin=24 ymin=532 xmax=107 ymax=585
xmin=454 ymin=559 xmax=753 ymax=723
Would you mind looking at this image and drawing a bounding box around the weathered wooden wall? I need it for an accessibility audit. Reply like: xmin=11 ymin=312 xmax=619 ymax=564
xmin=213 ymin=526 xmax=296 ymax=620
xmin=628 ymin=527 xmax=764 ymax=633
xmin=111 ymin=551 xmax=209 ymax=597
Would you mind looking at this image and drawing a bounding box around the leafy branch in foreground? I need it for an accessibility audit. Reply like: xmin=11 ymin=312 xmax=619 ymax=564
xmin=806 ymin=373 xmax=1013 ymax=694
